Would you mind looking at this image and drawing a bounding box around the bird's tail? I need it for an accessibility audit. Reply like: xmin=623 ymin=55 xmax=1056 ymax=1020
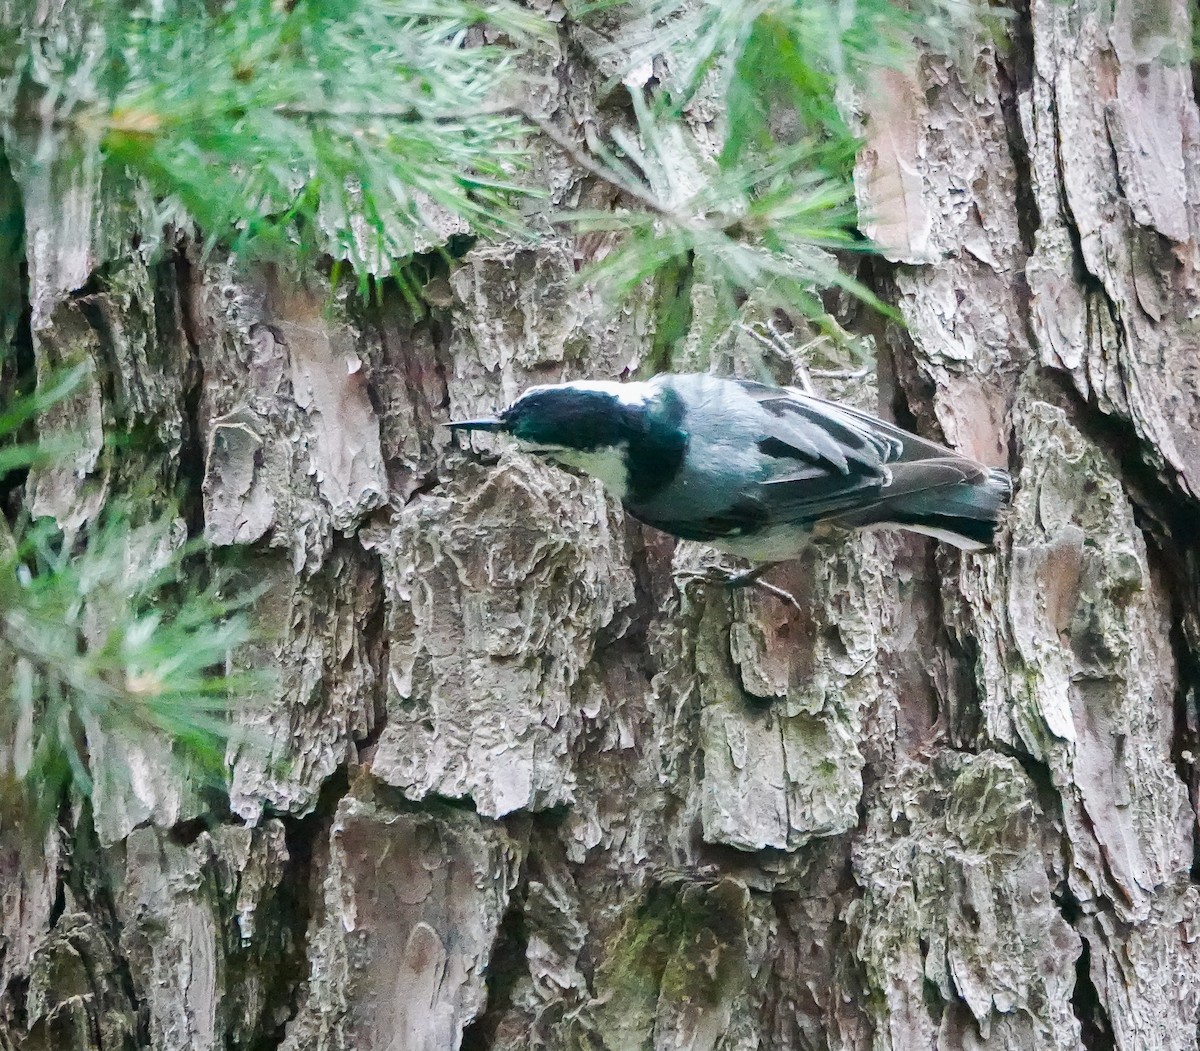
xmin=876 ymin=466 xmax=1013 ymax=550
xmin=830 ymin=464 xmax=1013 ymax=551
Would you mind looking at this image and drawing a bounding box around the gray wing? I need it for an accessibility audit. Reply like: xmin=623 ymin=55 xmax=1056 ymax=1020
xmin=738 ymin=380 xmax=902 ymax=476
xmin=744 ymin=379 xmax=989 ymax=507
xmin=636 ymin=381 xmax=985 ymax=543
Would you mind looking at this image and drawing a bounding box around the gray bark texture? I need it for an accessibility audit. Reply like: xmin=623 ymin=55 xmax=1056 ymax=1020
xmin=3 ymin=0 xmax=1200 ymax=1048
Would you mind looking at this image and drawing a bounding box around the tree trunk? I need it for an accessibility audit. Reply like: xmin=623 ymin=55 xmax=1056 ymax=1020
xmin=3 ymin=1 xmax=1200 ymax=1049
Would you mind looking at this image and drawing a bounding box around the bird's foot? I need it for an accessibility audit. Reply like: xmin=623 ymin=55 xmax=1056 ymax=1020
xmin=722 ymin=564 xmax=770 ymax=589
xmin=676 ymin=563 xmax=802 ymax=612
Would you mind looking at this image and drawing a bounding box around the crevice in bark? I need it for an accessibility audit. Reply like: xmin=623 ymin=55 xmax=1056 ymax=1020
xmin=991 ymin=0 xmax=1039 ymax=257
xmin=1069 ymin=933 xmax=1115 ymax=1051
xmin=918 ymin=938 xmax=945 ymax=1027
xmin=621 ymin=522 xmax=674 ymax=639
xmin=164 ymin=810 xmax=219 ymax=848
xmin=46 ymin=805 xmax=70 ymax=932
xmin=171 ymin=244 xmax=201 ymax=354
xmin=996 ymin=744 xmax=1061 ymax=821
xmin=367 ymin=773 xmax=483 ymax=817
xmin=858 ymin=256 xmax=948 ymax=441
xmin=70 ymin=270 xmax=135 ymax=486
xmin=62 ymin=802 xmax=151 ymax=1047
xmin=432 ymin=790 xmax=484 ymax=814
xmin=924 ymin=542 xmax=984 ymax=754
xmin=401 ymin=469 xmax=442 ymax=506
xmin=1035 ymin=365 xmax=1199 ymax=542
xmin=0 ymin=137 xmax=21 ymax=331
xmin=460 ymin=856 xmax=529 ymax=1051
xmin=561 ymin=31 xmax=641 ymax=125
xmin=768 ymin=869 xmax=874 ymax=1044
xmin=1157 ymin=545 xmax=1200 ymax=879
xmin=1050 ymin=105 xmax=1116 ymax=313
xmin=170 ymin=244 xmax=208 ymax=538
xmin=67 ymin=268 xmax=107 ymax=301
xmin=842 ymin=255 xmax=896 ymax=405
xmin=0 ymin=287 xmax=34 ymax=519
xmin=885 ymin=356 xmax=924 ymax=437
xmin=251 ymin=763 xmax=350 ymax=1051
xmin=2 ymin=974 xmax=30 ymax=1033
xmin=0 ymin=136 xmax=36 ymax=524
xmin=945 ymin=631 xmax=984 ymax=752
xmin=354 ymin=538 xmax=390 ymax=758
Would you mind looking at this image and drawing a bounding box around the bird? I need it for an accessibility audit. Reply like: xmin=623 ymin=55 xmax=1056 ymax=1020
xmin=448 ymin=373 xmax=1012 ymax=600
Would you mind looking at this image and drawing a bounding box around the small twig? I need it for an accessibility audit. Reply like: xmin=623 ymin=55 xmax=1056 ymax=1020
xmin=741 ymin=320 xmax=872 ymax=391
xmin=267 ymin=102 xmax=676 ymax=224
xmin=738 ymin=322 xmax=788 ymax=355
xmin=809 ymin=364 xmax=872 ymax=380
xmin=739 ymin=321 xmax=817 ymax=393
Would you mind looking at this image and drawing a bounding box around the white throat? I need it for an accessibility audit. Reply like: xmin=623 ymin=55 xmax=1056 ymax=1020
xmin=534 ymin=443 xmax=629 ymax=501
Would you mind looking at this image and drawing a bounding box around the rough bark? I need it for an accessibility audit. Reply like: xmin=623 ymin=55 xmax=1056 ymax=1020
xmin=2 ymin=0 xmax=1200 ymax=1049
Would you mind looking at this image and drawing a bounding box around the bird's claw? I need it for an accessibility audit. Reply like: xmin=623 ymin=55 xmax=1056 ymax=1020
xmin=675 ymin=564 xmax=803 ymax=612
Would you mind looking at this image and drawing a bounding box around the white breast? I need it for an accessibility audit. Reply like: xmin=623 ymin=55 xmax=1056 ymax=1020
xmin=708 ymin=523 xmax=813 ymax=562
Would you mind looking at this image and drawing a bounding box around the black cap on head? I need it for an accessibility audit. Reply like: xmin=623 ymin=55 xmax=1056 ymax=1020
xmin=500 ymin=388 xmax=635 ymax=450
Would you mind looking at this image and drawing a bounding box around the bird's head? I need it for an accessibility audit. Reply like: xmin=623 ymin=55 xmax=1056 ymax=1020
xmin=448 ymin=380 xmax=658 ymax=498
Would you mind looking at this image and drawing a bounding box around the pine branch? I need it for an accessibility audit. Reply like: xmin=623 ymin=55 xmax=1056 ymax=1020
xmin=516 ymin=108 xmax=679 ymax=221
xmin=0 ymin=362 xmax=254 ymax=827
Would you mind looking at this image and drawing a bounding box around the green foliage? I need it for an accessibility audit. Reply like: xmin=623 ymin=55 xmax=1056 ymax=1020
xmin=104 ymin=0 xmax=546 ymax=270
xmin=580 ymin=0 xmax=982 ymax=114
xmin=4 ymin=0 xmax=545 ymax=276
xmin=0 ymin=513 xmax=252 ymax=813
xmin=572 ymin=117 xmax=881 ymax=325
xmin=0 ymin=370 xmax=254 ymax=827
xmin=564 ymin=0 xmax=987 ymax=332
xmin=0 ymin=0 xmax=991 ymax=327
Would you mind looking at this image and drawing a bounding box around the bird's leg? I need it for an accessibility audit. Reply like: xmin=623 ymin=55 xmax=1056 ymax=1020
xmin=677 ymin=562 xmax=803 ymax=612
xmin=722 ymin=563 xmax=771 ymax=588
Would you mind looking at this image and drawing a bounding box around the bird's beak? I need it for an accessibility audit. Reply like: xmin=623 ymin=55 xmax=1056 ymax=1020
xmin=446 ymin=417 xmax=506 ymax=433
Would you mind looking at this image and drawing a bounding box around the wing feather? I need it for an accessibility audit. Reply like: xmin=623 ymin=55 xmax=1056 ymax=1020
xmin=629 ymin=376 xmax=1001 ymax=547
xmin=780 ymin=386 xmax=958 ymax=462
xmin=735 ymin=380 xmax=893 ymax=475
xmin=733 ymin=381 xmax=988 ymax=532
